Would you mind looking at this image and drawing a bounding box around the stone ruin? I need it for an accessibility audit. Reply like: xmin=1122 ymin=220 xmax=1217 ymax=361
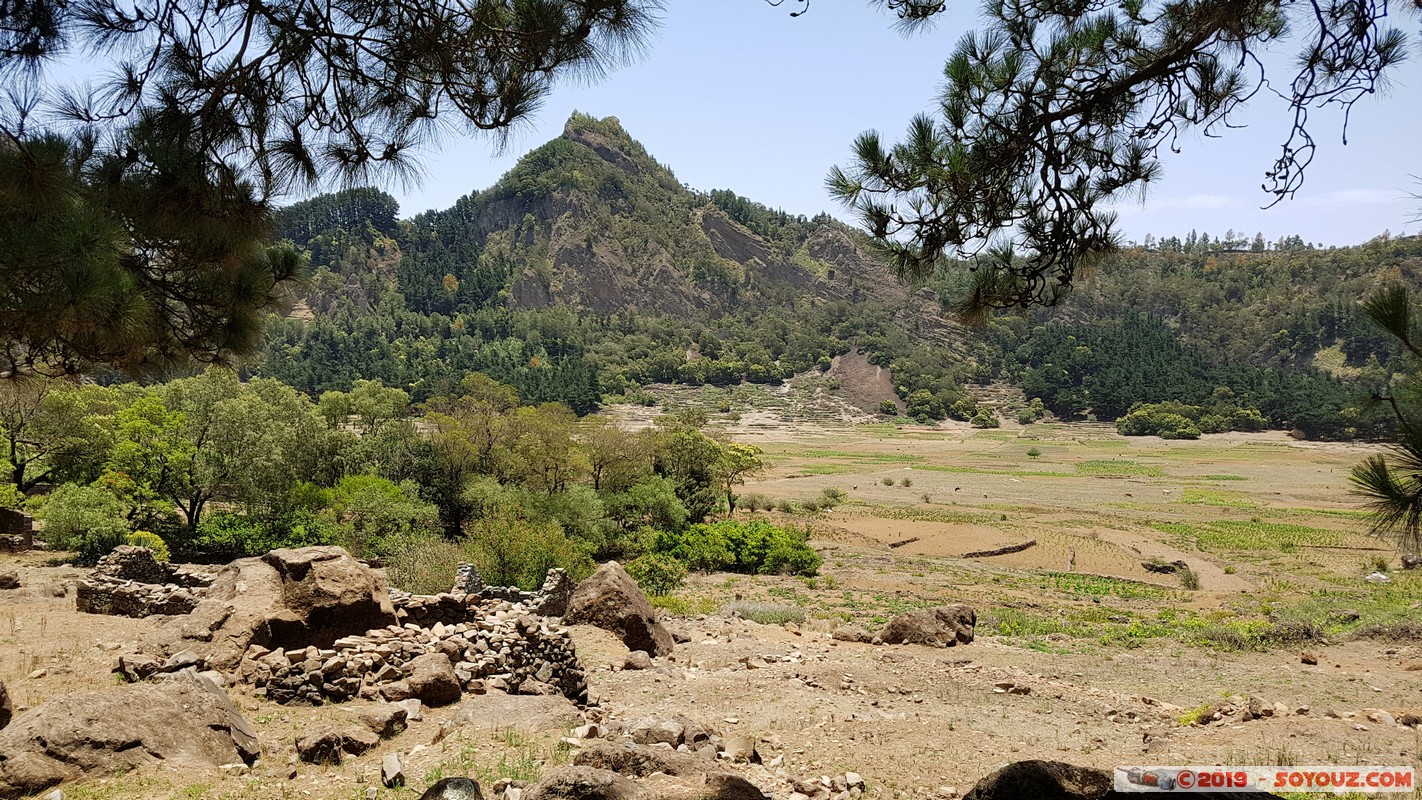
xmin=0 ymin=508 xmax=32 ymax=553
xmin=75 ymin=546 xmax=214 ymax=617
xmin=388 ymin=563 xmax=576 ymax=627
xmin=84 ymin=547 xmax=592 ymax=711
xmin=245 ymin=564 xmax=585 ymax=706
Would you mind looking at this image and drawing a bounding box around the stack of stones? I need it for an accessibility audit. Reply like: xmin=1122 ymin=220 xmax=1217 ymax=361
xmin=447 ymin=564 xmax=576 ymax=617
xmin=75 ymin=546 xmax=214 ymax=618
xmin=239 ymin=597 xmax=587 ymax=706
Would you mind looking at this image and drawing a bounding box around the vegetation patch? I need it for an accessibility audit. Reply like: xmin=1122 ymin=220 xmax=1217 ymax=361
xmin=722 ymin=600 xmax=805 ymax=626
xmin=1155 ymin=520 xmax=1343 ymax=553
xmin=1075 ymin=459 xmax=1165 ymax=477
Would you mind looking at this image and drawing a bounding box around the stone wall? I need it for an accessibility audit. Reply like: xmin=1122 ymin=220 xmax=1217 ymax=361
xmin=239 ymin=598 xmax=587 ymax=705
xmin=76 ymin=546 xmax=215 ymax=618
xmin=0 ymin=509 xmax=32 ymax=552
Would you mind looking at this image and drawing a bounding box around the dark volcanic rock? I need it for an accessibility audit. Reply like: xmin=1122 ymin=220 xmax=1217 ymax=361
xmin=877 ymin=604 xmax=975 ymax=647
xmin=563 ymin=562 xmax=672 ymax=657
xmin=420 ymin=777 xmax=485 ymax=800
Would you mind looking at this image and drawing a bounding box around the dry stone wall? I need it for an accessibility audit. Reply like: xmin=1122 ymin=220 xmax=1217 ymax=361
xmin=75 ymin=546 xmax=214 ymax=618
xmin=239 ymin=597 xmax=587 ymax=706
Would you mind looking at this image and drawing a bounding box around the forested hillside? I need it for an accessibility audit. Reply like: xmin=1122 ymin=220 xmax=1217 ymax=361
xmin=258 ymin=112 xmax=1420 ymax=440
xmin=257 ymin=113 xmax=968 ymax=416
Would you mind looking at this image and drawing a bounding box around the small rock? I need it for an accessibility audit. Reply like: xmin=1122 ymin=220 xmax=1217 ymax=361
xmin=722 ymin=733 xmax=760 ymax=764
xmin=382 ymin=753 xmax=405 ymax=788
xmin=845 ymin=772 xmax=865 ymax=789
xmin=1301 ymin=651 xmax=1318 ymax=665
xmin=399 ymin=698 xmax=425 ymax=722
xmin=1366 ymin=710 xmax=1396 ymax=726
xmin=623 ymin=651 xmax=653 ymax=671
xmin=43 ymin=790 xmax=64 ymax=800
xmin=0 ymin=679 xmax=12 ymax=730
xmin=360 ymin=704 xmax=409 ymax=738
xmin=28 ymin=669 xmax=46 ymax=680
xmin=0 ymin=569 xmax=19 ymax=590
xmin=420 ymin=777 xmax=484 ymax=800
xmin=572 ymin=723 xmax=602 ymax=739
xmin=296 ymin=730 xmax=346 ymax=765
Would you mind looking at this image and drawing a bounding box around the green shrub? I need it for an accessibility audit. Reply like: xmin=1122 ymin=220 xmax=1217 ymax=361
xmin=738 ymin=493 xmax=770 ymax=513
xmin=881 ymin=477 xmax=895 ymax=486
xmin=722 ymin=600 xmax=805 ymax=626
xmin=775 ymin=500 xmax=794 ymax=513
xmin=651 ymin=519 xmax=821 ymax=576
xmin=818 ymin=487 xmax=847 ymax=507
xmin=1179 ymin=567 xmax=1201 ymax=590
xmin=1026 ymin=447 xmax=1042 ymax=458
xmin=384 ymin=532 xmax=465 ymax=595
xmin=900 ymin=477 xmax=913 ymax=488
xmin=969 ymin=409 xmax=1001 ymax=428
xmin=39 ymin=484 xmax=130 ymax=565
xmin=1017 ymin=409 xmax=1038 ymax=425
xmin=626 ymin=553 xmax=688 ymax=595
xmin=126 ymin=531 xmax=170 ymax=562
xmin=193 ymin=510 xmax=338 ymax=561
xmin=464 ymin=510 xmax=594 ymax=590
xmin=878 ymin=400 xmax=899 ymax=416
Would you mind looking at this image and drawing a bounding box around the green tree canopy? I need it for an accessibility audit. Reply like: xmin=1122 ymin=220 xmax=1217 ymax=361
xmin=826 ymin=0 xmax=1412 ymax=314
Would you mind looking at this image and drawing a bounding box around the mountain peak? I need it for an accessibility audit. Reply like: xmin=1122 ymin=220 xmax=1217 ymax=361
xmin=560 ymin=112 xmax=653 ymax=176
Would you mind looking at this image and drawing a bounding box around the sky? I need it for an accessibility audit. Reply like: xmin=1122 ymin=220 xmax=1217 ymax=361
xmin=391 ymin=1 xmax=1422 ymax=247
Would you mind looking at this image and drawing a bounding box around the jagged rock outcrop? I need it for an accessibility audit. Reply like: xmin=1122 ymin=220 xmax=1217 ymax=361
xmin=141 ymin=546 xmax=397 ymax=671
xmin=563 ymin=562 xmax=673 ymax=657
xmin=878 ymin=604 xmax=976 ymax=647
xmin=0 ymin=675 xmax=257 ymax=799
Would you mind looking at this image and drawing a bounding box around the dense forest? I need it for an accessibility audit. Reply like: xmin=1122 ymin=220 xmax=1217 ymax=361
xmin=252 ymin=113 xmax=1417 ymax=442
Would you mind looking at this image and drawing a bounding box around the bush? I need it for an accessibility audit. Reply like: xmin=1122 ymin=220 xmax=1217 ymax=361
xmin=626 ymin=553 xmax=688 ymax=595
xmin=722 ymin=600 xmax=805 ymax=626
xmin=39 ymin=484 xmax=130 ymax=565
xmin=1026 ymin=447 xmax=1042 ymax=458
xmin=1179 ymin=567 xmax=1201 ymax=590
xmin=881 ymin=477 xmax=895 ymax=486
xmin=651 ymin=519 xmax=821 ymax=576
xmin=464 ymin=510 xmax=594 ymax=590
xmin=384 ymin=532 xmax=465 ymax=595
xmin=817 ymin=487 xmax=847 ymax=508
xmin=900 ymin=477 xmax=913 ymax=488
xmin=126 ymin=531 xmax=170 ymax=562
xmin=738 ymin=493 xmax=770 ymax=513
xmin=193 ymin=510 xmax=339 ymax=561
xmin=878 ymin=400 xmax=899 ymax=416
xmin=969 ymin=409 xmax=1000 ymax=428
xmin=1016 ymin=408 xmax=1038 ymax=425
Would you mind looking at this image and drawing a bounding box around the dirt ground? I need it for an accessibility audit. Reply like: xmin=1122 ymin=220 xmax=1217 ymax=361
xmin=3 ymin=419 xmax=1422 ymax=799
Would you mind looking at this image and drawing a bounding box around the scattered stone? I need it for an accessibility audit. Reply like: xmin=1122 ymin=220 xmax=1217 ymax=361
xmin=421 ymin=777 xmax=485 ymax=800
xmin=992 ymin=682 xmax=1030 ymax=695
xmin=573 ymin=724 xmax=602 ymax=739
xmin=563 ymin=561 xmax=674 ymax=657
xmin=296 ymin=730 xmax=346 ymax=766
xmin=0 ymin=679 xmax=11 ymax=730
xmin=0 ymin=676 xmax=257 ymax=797
xmin=524 ymin=766 xmax=638 ymax=800
xmin=360 ymin=704 xmax=409 ymax=738
xmin=399 ymin=699 xmax=425 ymax=722
xmin=341 ymin=727 xmax=380 ymax=756
xmin=0 ymin=569 xmax=19 ymax=590
xmin=1141 ymin=560 xmax=1188 ymax=575
xmin=382 ymin=753 xmax=406 ymax=788
xmin=574 ymin=741 xmax=706 ymax=777
xmin=1399 ymin=712 xmax=1420 ymax=727
xmin=623 ymin=651 xmax=652 ymax=671
xmin=1366 ymin=710 xmax=1396 ymax=726
xmin=721 ymin=733 xmax=760 ymax=764
xmin=877 ymin=605 xmax=975 ymax=647
xmin=628 ymin=717 xmax=684 ymax=747
xmin=830 ymin=625 xmax=874 ymax=644
xmin=1301 ymin=651 xmax=1318 ymax=665
xmin=405 ymin=653 xmax=463 ymax=706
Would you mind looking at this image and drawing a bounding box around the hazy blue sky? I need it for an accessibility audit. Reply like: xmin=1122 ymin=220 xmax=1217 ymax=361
xmin=394 ymin=1 xmax=1421 ymax=246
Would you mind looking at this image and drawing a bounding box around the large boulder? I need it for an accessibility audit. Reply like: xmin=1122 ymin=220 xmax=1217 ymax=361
xmin=141 ymin=546 xmax=398 ymax=671
xmin=878 ymin=604 xmax=976 ymax=647
xmin=384 ymin=653 xmax=462 ymax=706
xmin=0 ymin=680 xmax=11 ymax=730
xmin=562 ymin=562 xmax=673 ymax=657
xmin=0 ymin=676 xmax=257 ymax=799
xmin=525 ymin=766 xmax=641 ymax=800
xmin=963 ymin=761 xmax=1283 ymax=800
xmin=421 ymin=777 xmax=485 ymax=800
